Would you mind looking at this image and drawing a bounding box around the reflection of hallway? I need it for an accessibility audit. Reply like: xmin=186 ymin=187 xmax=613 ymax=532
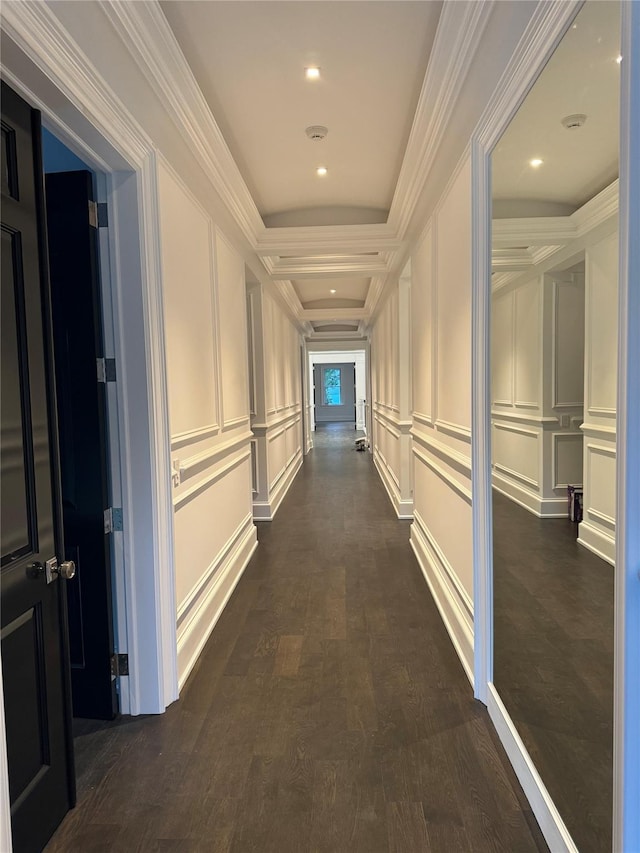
xmin=493 ymin=490 xmax=613 ymax=853
xmin=47 ymin=444 xmax=546 ymax=852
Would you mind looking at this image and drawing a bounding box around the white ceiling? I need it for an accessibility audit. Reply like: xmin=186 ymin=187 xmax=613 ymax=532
xmin=160 ymin=1 xmax=441 ymax=223
xmin=155 ymin=0 xmax=620 ymax=340
xmin=293 ymin=277 xmax=369 ymax=308
xmin=492 ymin=1 xmax=620 ymax=215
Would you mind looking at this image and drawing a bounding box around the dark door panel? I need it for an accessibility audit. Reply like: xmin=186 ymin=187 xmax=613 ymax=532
xmin=46 ymin=170 xmax=117 ymax=720
xmin=1 ymin=81 xmax=74 ymax=852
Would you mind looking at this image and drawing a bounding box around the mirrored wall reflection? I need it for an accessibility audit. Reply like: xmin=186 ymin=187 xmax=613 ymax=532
xmin=491 ymin=3 xmax=619 ymax=851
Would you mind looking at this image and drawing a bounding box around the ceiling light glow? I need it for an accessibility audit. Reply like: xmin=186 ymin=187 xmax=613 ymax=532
xmin=305 ymin=67 xmax=321 ymax=80
xmin=316 ymin=166 xmax=328 ymax=177
xmin=529 ymin=158 xmax=544 ymax=168
xmin=617 ymin=55 xmax=623 ymax=64
xmin=330 ymin=289 xmax=336 ymax=294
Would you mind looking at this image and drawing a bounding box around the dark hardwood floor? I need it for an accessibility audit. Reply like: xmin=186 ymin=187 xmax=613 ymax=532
xmin=493 ymin=489 xmax=614 ymax=853
xmin=46 ymin=427 xmax=547 ymax=852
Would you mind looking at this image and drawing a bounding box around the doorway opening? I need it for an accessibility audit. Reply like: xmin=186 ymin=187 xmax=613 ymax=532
xmin=42 ymin=128 xmax=121 ymax=722
xmin=308 ymin=349 xmax=367 ymax=448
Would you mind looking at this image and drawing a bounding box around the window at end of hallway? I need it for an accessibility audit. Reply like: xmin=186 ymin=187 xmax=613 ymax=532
xmin=323 ymin=368 xmax=342 ymax=406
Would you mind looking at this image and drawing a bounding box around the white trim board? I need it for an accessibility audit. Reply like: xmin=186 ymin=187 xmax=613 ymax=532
xmin=373 ymin=453 xmax=414 ymax=520
xmin=487 ymin=685 xmax=578 ymax=853
xmin=253 ymin=451 xmax=303 ymax=521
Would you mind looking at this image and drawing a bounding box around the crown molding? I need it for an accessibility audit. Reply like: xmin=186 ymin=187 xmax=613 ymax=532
xmin=273 ymin=280 xmax=303 ymax=320
xmin=492 ymin=217 xmax=575 ymax=248
xmin=388 ymin=0 xmax=495 ymax=238
xmin=1 ymin=0 xmax=152 ymax=166
xmin=493 ymin=181 xmax=619 ymax=250
xmin=269 ymin=257 xmax=389 ymax=280
xmin=572 ymin=179 xmax=619 ymax=236
xmin=306 ymin=330 xmax=366 ymax=341
xmin=99 ymin=0 xmax=263 ymax=246
xmin=491 ymin=180 xmax=618 ymax=275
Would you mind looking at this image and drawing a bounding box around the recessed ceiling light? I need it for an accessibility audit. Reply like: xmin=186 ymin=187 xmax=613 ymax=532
xmin=529 ymin=158 xmax=544 ymax=168
xmin=330 ymin=289 xmax=336 ymax=294
xmin=316 ymin=166 xmax=328 ymax=177
xmin=305 ymin=67 xmax=320 ymax=80
xmin=617 ymin=55 xmax=623 ymax=64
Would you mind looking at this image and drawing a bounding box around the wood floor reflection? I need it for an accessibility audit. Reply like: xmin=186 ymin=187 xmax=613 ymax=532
xmin=493 ymin=490 xmax=614 ymax=853
xmin=46 ymin=430 xmax=548 ymax=852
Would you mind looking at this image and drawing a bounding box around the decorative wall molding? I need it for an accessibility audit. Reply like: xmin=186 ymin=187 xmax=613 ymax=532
xmin=410 ymin=511 xmax=474 ymax=686
xmin=491 ymin=410 xmax=559 ymax=427
xmin=492 ymin=472 xmax=566 ymax=519
xmin=413 ymin=444 xmax=472 ymax=504
xmin=413 ymin=410 xmax=434 ymax=428
xmin=411 ymin=427 xmax=472 ymax=475
xmin=174 ymin=448 xmax=251 ymax=510
xmin=176 ymin=431 xmax=253 ymax=481
xmin=552 ymin=432 xmax=583 ymax=491
xmin=578 ymin=520 xmax=615 ymax=566
xmin=493 ymin=462 xmax=538 ymax=491
xmin=588 ymin=406 xmax=617 ymax=418
xmin=493 ymin=421 xmax=538 ymax=439
xmin=580 ymin=422 xmax=617 ymax=437
xmin=435 ymin=419 xmax=472 ymax=443
xmin=171 ymin=423 xmax=220 ymax=450
xmin=253 ymin=450 xmax=303 ymax=521
xmin=176 ymin=516 xmax=257 ymax=688
xmin=373 ymin=453 xmax=413 ymax=520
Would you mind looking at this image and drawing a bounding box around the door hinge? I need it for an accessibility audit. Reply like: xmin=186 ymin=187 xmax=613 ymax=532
xmin=97 ymin=202 xmax=108 ymax=227
xmin=104 ymin=507 xmax=123 ymax=534
xmin=110 ymin=653 xmax=129 ymax=677
xmin=88 ymin=200 xmax=98 ymax=228
xmin=97 ymin=357 xmax=117 ymax=383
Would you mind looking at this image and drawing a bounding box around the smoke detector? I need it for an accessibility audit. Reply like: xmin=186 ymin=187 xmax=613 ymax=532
xmin=305 ymin=125 xmax=328 ymax=141
xmin=561 ymin=113 xmax=587 ymax=130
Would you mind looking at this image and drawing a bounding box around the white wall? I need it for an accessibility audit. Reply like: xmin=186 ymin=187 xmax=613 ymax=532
xmin=248 ymin=284 xmax=303 ymax=521
xmin=370 ymin=271 xmax=413 ymax=519
xmin=491 ymin=269 xmax=585 ymax=517
xmin=157 ymin=158 xmax=257 ymax=688
xmin=405 ymin=156 xmax=475 ymax=680
xmin=579 ymin=231 xmax=618 ymax=564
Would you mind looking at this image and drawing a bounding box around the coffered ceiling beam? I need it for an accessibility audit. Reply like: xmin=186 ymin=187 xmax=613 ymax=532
xmin=255 ymin=225 xmax=402 ymax=257
xmin=301 ymin=308 xmax=369 ymax=321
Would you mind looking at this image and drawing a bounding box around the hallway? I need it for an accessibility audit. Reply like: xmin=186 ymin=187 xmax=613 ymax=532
xmin=46 ymin=439 xmax=547 ymax=853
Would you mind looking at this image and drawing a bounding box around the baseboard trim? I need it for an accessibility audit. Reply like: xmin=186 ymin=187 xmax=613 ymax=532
xmin=577 ymin=520 xmax=615 ymax=565
xmin=373 ymin=453 xmax=413 ymax=519
xmin=253 ymin=451 xmax=303 ymax=521
xmin=487 ymin=684 xmax=578 ymax=853
xmin=177 ymin=519 xmax=257 ymax=689
xmin=492 ymin=473 xmax=567 ymax=518
xmin=410 ymin=515 xmax=474 ymax=686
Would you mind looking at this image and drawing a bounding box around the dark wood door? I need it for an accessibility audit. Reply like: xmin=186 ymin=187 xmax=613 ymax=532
xmin=46 ymin=171 xmax=117 ymax=721
xmin=1 ymin=83 xmax=75 ymax=850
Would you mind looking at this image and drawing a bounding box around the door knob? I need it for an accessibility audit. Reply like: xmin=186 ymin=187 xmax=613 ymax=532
xmin=28 ymin=558 xmax=76 ymax=582
xmin=57 ymin=560 xmax=76 ymax=580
